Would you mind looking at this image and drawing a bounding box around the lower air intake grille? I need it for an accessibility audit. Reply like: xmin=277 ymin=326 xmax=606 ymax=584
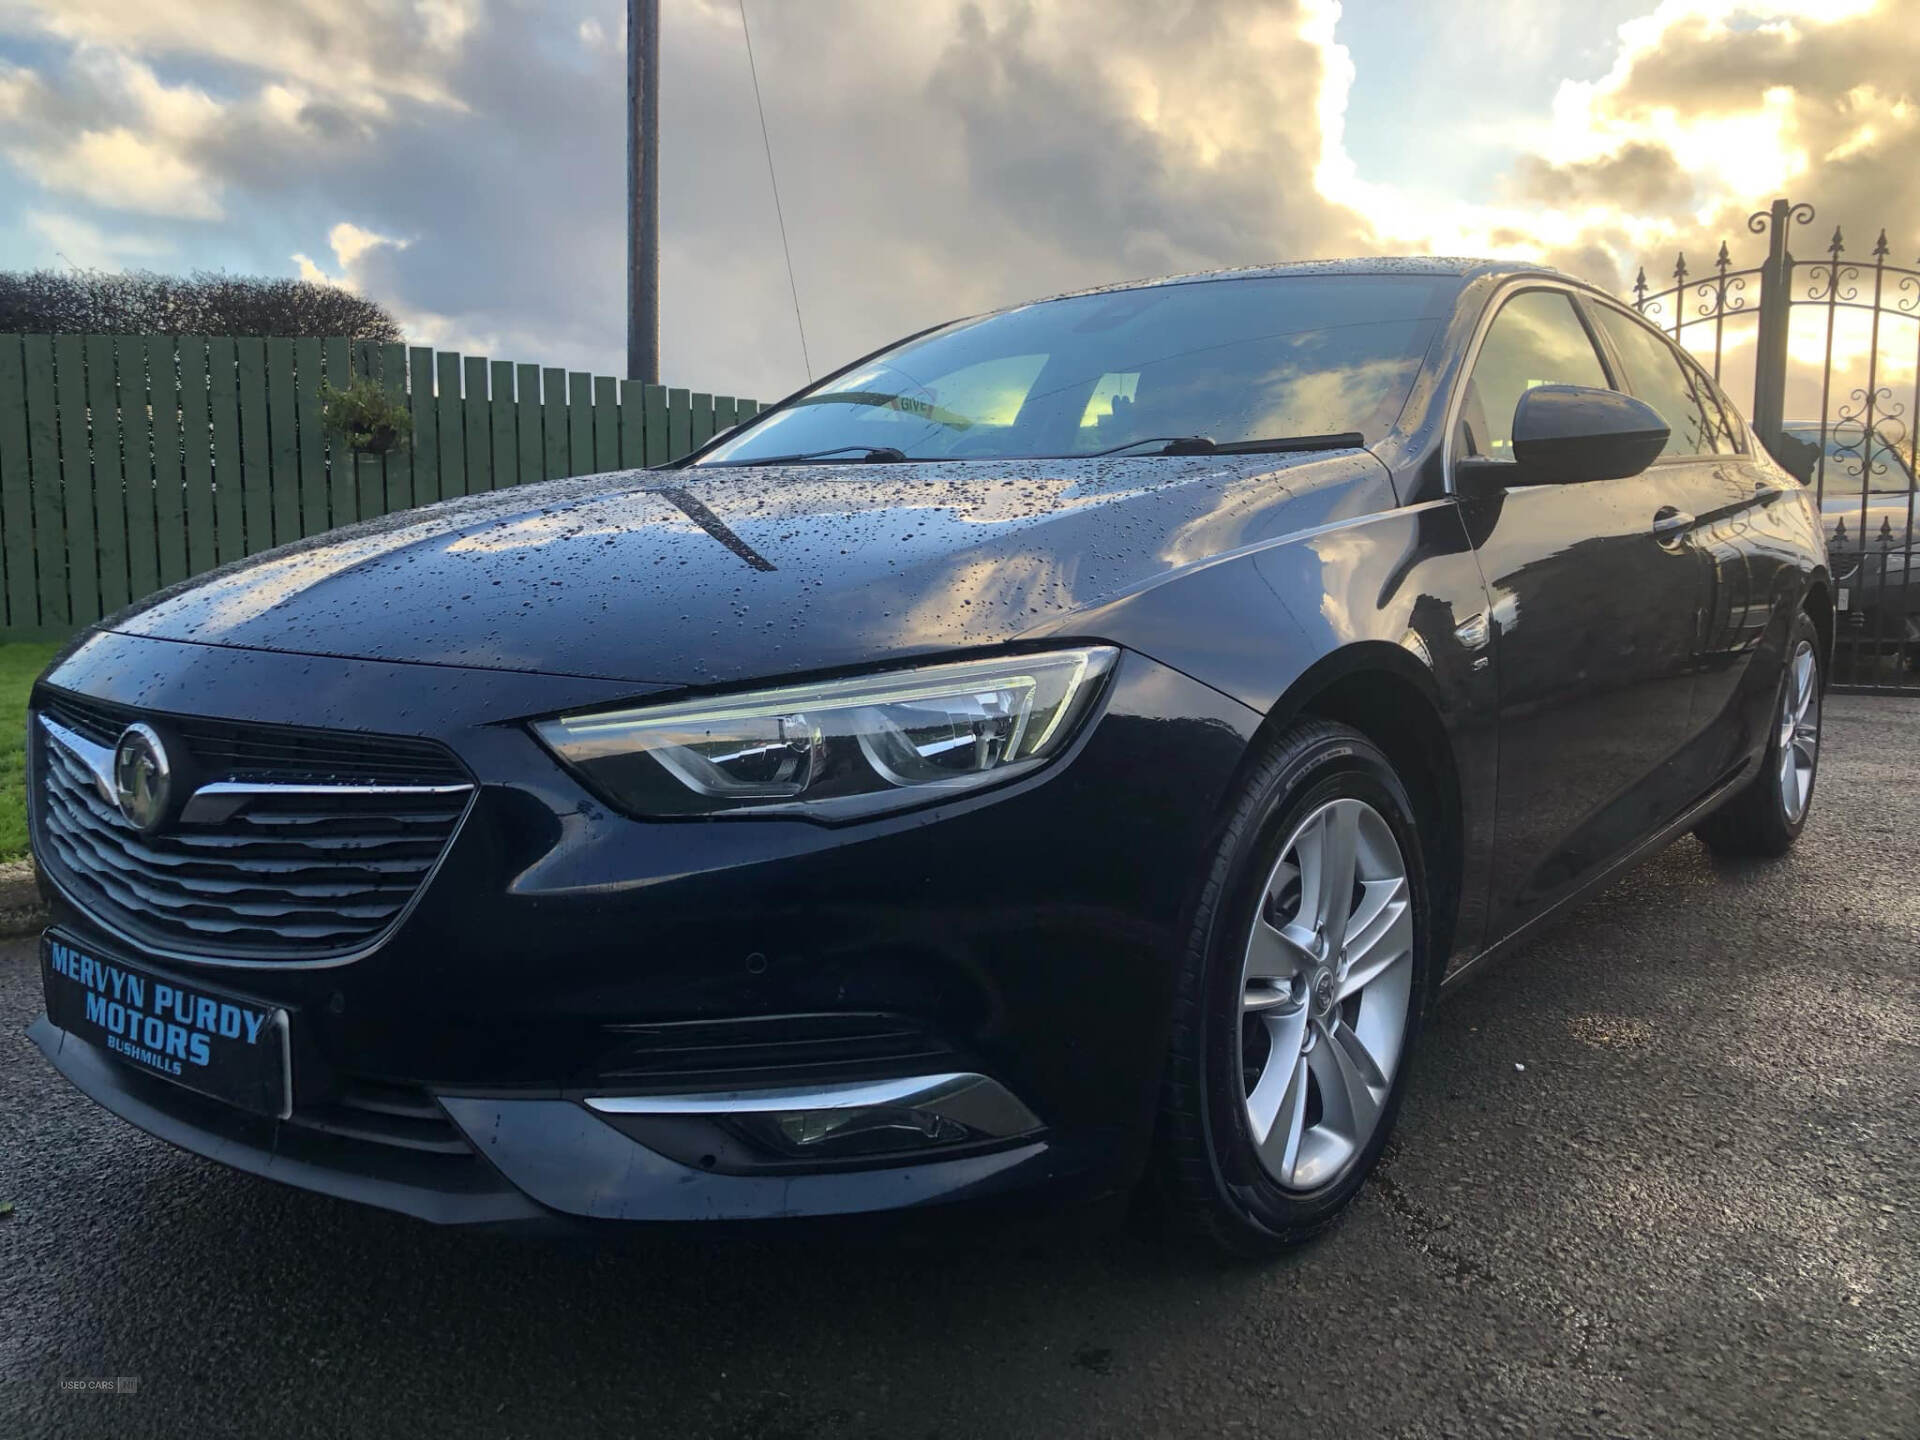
xmin=597 ymin=1012 xmax=957 ymax=1088
xmin=33 ymin=689 xmax=472 ymax=960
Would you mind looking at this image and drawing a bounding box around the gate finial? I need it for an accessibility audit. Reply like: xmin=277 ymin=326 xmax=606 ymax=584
xmin=1828 ymin=226 xmax=1845 ymax=258
xmin=1873 ymin=228 xmax=1890 ymax=259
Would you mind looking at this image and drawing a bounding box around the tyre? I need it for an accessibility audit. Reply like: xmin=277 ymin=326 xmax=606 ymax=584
xmin=1696 ymin=610 xmax=1823 ymax=858
xmin=1153 ymin=720 xmax=1432 ymax=1257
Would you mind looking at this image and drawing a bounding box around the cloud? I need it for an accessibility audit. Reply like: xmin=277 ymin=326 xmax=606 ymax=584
xmin=1507 ymin=141 xmax=1695 ymax=212
xmin=1456 ymin=0 xmax=1920 ymax=420
xmin=62 ymin=126 xmax=224 ymax=217
xmin=291 ymin=221 xmax=405 ymax=288
xmin=3 ymin=0 xmax=477 ymax=111
xmin=0 ymin=50 xmax=227 ymax=217
xmin=1473 ymin=1 xmax=1919 ymax=282
xmin=24 ymin=209 xmax=172 ymax=268
xmin=0 ymin=0 xmax=1912 ymax=422
xmin=3 ymin=0 xmax=1371 ymax=398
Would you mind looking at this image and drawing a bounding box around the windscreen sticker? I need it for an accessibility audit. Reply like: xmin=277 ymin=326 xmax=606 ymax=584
xmin=47 ymin=939 xmax=266 ymax=1079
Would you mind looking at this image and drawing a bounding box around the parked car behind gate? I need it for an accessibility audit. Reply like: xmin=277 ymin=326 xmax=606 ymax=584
xmin=28 ymin=259 xmax=1832 ymax=1255
xmin=1776 ymin=420 xmax=1917 ymax=669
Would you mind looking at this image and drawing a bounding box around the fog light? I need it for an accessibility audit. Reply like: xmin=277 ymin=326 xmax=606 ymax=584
xmin=585 ymin=1071 xmax=1042 ymax=1165
xmin=762 ymin=1104 xmax=973 ymax=1156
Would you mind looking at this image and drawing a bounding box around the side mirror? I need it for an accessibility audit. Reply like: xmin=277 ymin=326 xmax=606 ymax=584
xmin=1508 ymin=385 xmax=1669 ymax=485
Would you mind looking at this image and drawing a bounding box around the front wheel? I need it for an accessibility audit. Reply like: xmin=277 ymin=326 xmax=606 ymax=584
xmin=1153 ymin=720 xmax=1432 ymax=1257
xmin=1696 ymin=610 xmax=1823 ymax=858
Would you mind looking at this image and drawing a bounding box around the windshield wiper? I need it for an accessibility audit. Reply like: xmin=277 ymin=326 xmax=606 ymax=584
xmin=721 ymin=444 xmax=910 ymax=468
xmin=1084 ymin=431 xmax=1366 ymax=458
xmin=1084 ymin=434 xmax=1220 ymax=457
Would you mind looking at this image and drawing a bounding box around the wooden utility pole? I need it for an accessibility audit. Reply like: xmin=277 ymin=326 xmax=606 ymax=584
xmin=627 ymin=0 xmax=660 ymax=385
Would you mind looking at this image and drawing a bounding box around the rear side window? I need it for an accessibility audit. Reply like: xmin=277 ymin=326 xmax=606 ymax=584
xmin=1457 ymin=290 xmax=1610 ymax=460
xmin=1590 ymin=306 xmax=1722 ymax=457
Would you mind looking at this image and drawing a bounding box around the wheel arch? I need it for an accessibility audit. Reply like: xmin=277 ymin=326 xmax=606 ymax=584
xmin=1802 ymin=574 xmax=1833 ymax=680
xmin=1251 ymin=644 xmax=1467 ymax=982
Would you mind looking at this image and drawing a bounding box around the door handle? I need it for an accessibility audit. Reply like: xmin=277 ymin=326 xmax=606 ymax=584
xmin=1652 ymin=506 xmax=1695 ymax=537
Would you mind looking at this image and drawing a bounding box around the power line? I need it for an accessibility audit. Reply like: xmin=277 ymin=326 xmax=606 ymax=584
xmin=737 ymin=0 xmax=812 ymax=381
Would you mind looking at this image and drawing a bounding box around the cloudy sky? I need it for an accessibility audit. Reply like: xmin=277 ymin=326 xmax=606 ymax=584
xmin=0 ymin=0 xmax=1912 ymax=410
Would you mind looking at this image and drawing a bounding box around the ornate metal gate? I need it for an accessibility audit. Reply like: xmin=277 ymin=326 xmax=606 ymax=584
xmin=1632 ymin=198 xmax=1920 ymax=692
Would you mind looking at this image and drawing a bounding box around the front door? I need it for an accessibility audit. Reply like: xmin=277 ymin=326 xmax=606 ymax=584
xmin=1455 ymin=287 xmax=1707 ymax=935
xmin=1585 ymin=302 xmax=1777 ymax=785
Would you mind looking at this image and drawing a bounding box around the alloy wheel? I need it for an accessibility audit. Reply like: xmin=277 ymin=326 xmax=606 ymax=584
xmin=1237 ymin=797 xmax=1414 ymax=1192
xmin=1778 ymin=638 xmax=1820 ymax=822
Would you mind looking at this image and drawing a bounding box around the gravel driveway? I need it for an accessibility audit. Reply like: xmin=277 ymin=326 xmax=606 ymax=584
xmin=2 ymin=695 xmax=1915 ymax=1439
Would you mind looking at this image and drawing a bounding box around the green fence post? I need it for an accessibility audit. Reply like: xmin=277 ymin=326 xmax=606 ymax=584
xmin=178 ymin=337 xmax=216 ymax=576
xmin=0 ymin=336 xmax=37 ymax=627
xmin=208 ymin=337 xmax=245 ymax=565
xmin=409 ymin=345 xmax=438 ymax=506
xmin=689 ymin=391 xmax=714 ymax=452
xmin=463 ymin=356 xmax=491 ymax=495
xmin=322 ymin=337 xmax=354 ymax=526
xmin=85 ymin=335 xmax=130 ymax=614
xmin=643 ymin=384 xmax=668 ymax=467
xmin=437 ymin=352 xmax=466 ymax=500
xmin=264 ymin=336 xmax=300 ymax=547
xmin=54 ymin=336 xmax=99 ymax=623
xmin=353 ymin=341 xmax=384 ymax=519
xmin=593 ymin=375 xmax=619 ymax=472
xmin=151 ymin=336 xmax=190 ymax=587
xmin=542 ymin=368 xmax=569 ymax=480
xmin=381 ymin=342 xmax=413 ymax=512
xmin=667 ymin=387 xmax=691 ymax=461
xmin=23 ymin=337 xmax=66 ymax=627
xmin=120 ymin=336 xmax=160 ymax=600
xmin=516 ymin=363 xmax=542 ymax=486
xmin=492 ymin=360 xmax=520 ymax=491
xmin=235 ymin=337 xmax=274 ymax=554
xmin=566 ymin=372 xmax=593 ymax=478
xmin=293 ymin=337 xmax=328 ymax=540
xmin=618 ymin=381 xmax=644 ymax=469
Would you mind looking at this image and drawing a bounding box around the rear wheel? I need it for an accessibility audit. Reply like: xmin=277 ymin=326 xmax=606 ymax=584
xmin=1696 ymin=610 xmax=1822 ymax=858
xmin=1153 ymin=720 xmax=1432 ymax=1257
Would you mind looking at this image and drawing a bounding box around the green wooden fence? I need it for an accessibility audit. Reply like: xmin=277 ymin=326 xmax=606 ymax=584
xmin=0 ymin=333 xmax=763 ymax=637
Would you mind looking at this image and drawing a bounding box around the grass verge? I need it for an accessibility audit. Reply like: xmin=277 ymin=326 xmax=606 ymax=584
xmin=0 ymin=642 xmax=61 ymax=861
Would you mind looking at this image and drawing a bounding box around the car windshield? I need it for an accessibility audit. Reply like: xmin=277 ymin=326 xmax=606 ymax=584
xmin=1783 ymin=425 xmax=1917 ymax=493
xmin=696 ymin=273 xmax=1459 ymax=466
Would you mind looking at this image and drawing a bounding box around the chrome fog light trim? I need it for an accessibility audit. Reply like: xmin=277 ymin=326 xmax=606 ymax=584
xmin=585 ymin=1071 xmax=1042 ymax=1140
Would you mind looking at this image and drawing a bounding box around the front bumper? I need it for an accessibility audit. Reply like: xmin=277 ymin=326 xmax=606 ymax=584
xmin=29 ymin=629 xmax=1262 ymax=1224
xmin=31 ymin=1014 xmax=1075 ymax=1223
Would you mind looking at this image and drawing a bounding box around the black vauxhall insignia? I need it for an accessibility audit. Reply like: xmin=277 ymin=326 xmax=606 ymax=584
xmin=29 ymin=260 xmax=1830 ymax=1254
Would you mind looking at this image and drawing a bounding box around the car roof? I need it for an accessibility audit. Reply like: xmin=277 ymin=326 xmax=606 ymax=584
xmin=1032 ymin=256 xmax=1589 ymax=307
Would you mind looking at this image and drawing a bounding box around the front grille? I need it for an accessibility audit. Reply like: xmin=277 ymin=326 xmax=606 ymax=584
xmin=33 ymin=689 xmax=472 ymax=960
xmin=42 ymin=689 xmax=466 ymax=786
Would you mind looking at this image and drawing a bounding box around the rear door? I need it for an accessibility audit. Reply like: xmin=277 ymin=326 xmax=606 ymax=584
xmin=1454 ymin=287 xmax=1707 ymax=935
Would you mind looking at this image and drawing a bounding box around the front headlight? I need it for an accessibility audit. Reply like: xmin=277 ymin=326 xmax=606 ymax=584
xmin=533 ymin=647 xmax=1117 ymax=819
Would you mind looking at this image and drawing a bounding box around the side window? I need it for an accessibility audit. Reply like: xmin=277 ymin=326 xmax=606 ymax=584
xmin=1589 ymin=306 xmax=1719 ymax=457
xmin=1458 ymin=290 xmax=1610 ymax=460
